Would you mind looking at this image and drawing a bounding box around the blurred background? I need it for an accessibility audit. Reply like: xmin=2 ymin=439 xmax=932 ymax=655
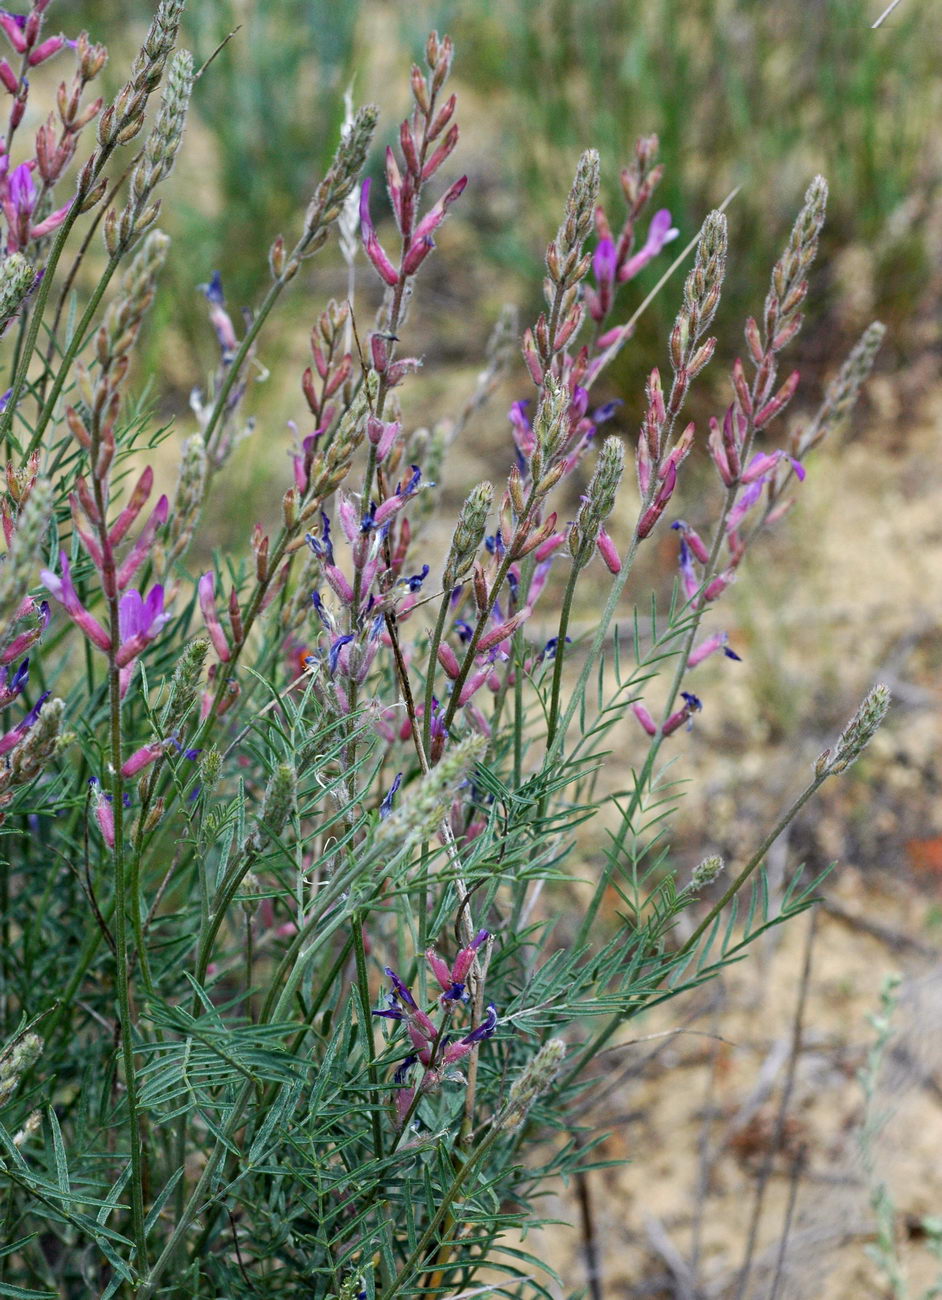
xmin=36 ymin=0 xmax=942 ymax=1292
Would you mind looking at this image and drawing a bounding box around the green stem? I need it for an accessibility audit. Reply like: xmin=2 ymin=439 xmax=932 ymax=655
xmin=107 ymin=647 xmax=147 ymax=1270
xmin=386 ymin=1125 xmax=503 ymax=1300
xmin=440 ymin=488 xmax=539 ymax=737
xmin=676 ymin=773 xmax=829 ymax=962
xmin=0 ymin=123 xmax=134 ymax=452
xmin=422 ymin=591 xmax=451 ymax=757
xmin=562 ymin=769 xmax=830 ymax=1090
xmin=352 ymin=911 xmax=384 ymax=1162
xmin=245 ymin=911 xmax=254 ymax=1021
xmin=200 ymin=275 xmax=282 ymax=455
xmin=544 ymin=560 xmax=580 ymax=753
xmin=23 ymin=251 xmax=121 ymax=460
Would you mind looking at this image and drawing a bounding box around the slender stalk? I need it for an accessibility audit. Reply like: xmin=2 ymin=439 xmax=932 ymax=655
xmin=244 ymin=911 xmax=255 ymax=1022
xmin=352 ymin=912 xmax=385 ymax=1162
xmin=544 ymin=560 xmax=580 ymax=752
xmin=734 ymin=906 xmax=817 ymax=1300
xmin=106 ymin=635 xmax=147 ymax=1268
xmin=440 ymin=495 xmax=536 ymax=736
xmin=422 ymin=590 xmax=451 ymax=757
xmin=0 ymin=111 xmax=144 ymax=451
xmin=386 ymin=1125 xmax=504 ymax=1300
xmin=560 ymin=768 xmax=830 ymax=1090
xmin=24 ymin=251 xmax=121 ymax=459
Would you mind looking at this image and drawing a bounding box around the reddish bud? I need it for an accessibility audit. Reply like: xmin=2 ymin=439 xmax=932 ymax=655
xmin=421 ymin=122 xmax=458 ymax=180
xmin=596 ymin=528 xmax=621 ymax=573
xmin=437 ymin=642 xmax=461 ymax=679
xmin=754 ymin=369 xmax=799 ymax=429
xmin=744 ymin=316 xmax=764 ymax=365
xmin=428 ymin=92 xmax=456 ymax=141
xmin=399 ymin=119 xmax=421 ymax=177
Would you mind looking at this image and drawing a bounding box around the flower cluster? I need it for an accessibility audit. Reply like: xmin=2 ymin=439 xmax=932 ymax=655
xmin=0 ymin=6 xmax=105 ymax=252
xmin=629 ymin=180 xmax=832 ymax=740
xmin=373 ymin=932 xmax=495 ymax=1127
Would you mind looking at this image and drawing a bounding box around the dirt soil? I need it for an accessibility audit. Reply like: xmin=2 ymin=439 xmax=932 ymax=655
xmin=513 ymin=868 xmax=942 ymax=1299
xmin=495 ymin=384 xmax=942 ymax=1297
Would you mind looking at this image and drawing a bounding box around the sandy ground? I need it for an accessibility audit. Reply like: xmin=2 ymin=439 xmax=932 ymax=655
xmin=515 ymin=869 xmax=942 ymax=1299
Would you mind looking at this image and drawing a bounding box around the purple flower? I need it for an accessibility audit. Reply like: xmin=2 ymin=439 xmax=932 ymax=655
xmin=0 ymin=657 xmax=29 ymax=703
xmin=441 ymin=1002 xmax=499 ymax=1064
xmin=115 ymin=585 xmax=169 ymax=668
xmin=328 ymin=633 xmax=354 ymax=676
xmin=305 ymin=512 xmax=334 ymax=565
xmin=678 ymin=537 xmax=699 ymax=601
xmin=393 ymin=1054 xmax=418 ymax=1084
xmin=402 ymin=564 xmax=429 ymax=593
xmin=726 ymin=479 xmax=766 ymax=534
xmin=171 ymin=736 xmax=203 ymax=761
xmin=593 ymin=236 xmax=617 ymax=288
xmin=0 ymin=690 xmax=49 ymax=757
xmin=373 ymin=997 xmax=406 ymax=1023
xmin=384 ymin=967 xmax=416 ymax=1008
xmin=199 ymin=271 xmax=237 ymax=358
xmin=310 ymin=590 xmax=333 ymax=631
xmin=509 ymin=399 xmax=535 ymax=459
xmin=619 ymin=209 xmax=680 ymax=282
xmin=0 ymin=10 xmax=27 ymax=54
xmin=461 ymin=1002 xmax=498 ymax=1044
xmin=8 ymin=163 xmax=35 ymax=220
xmin=539 ymin=635 xmax=571 ymax=663
xmin=372 ymin=966 xmax=438 ymax=1040
xmin=592 ymin=399 xmax=622 ymax=424
xmin=359 ymin=177 xmax=399 ymax=287
xmin=380 ymin=772 xmax=402 ymax=819
xmin=688 ymin=631 xmax=742 ymax=669
xmin=2 ymin=161 xmax=71 ymax=252
xmin=202 ymin=270 xmax=224 ymax=305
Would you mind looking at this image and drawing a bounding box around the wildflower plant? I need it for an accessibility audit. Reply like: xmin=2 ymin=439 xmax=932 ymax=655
xmin=0 ymin=9 xmax=890 ymax=1299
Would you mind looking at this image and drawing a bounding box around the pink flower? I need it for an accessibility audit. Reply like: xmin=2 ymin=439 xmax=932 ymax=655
xmin=116 ymin=495 xmax=168 ymax=589
xmin=90 ymin=780 xmax=115 ymax=848
xmin=121 ymin=741 xmax=167 ymax=777
xmin=198 ymin=572 xmax=231 ymax=662
xmin=359 ymin=178 xmax=399 ymax=287
xmin=41 ymin=552 xmax=111 ymax=652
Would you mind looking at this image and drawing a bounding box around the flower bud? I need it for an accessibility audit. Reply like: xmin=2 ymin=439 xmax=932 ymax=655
xmin=825 ymin=684 xmax=890 ymax=775
xmin=498 ymin=1039 xmax=566 ymax=1131
xmin=688 ymin=854 xmax=724 ymax=892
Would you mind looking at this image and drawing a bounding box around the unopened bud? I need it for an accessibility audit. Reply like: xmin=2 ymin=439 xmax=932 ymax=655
xmin=0 ymin=252 xmax=35 ymax=327
xmin=688 ymin=854 xmax=724 ymax=892
xmin=825 ymin=684 xmax=890 ymax=775
xmin=269 ymin=233 xmax=285 ymax=278
xmin=499 ymin=1038 xmax=566 ymax=1131
xmin=443 ymin=481 xmax=492 ymax=588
